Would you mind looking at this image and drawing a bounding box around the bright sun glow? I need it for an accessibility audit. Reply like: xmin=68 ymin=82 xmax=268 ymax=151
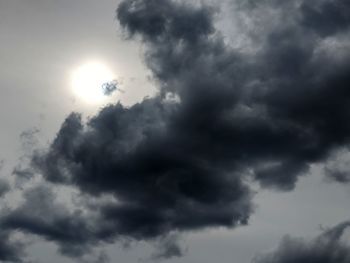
xmin=71 ymin=62 xmax=115 ymax=104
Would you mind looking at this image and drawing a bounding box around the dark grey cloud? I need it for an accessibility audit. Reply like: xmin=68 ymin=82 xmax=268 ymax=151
xmin=326 ymin=167 xmax=350 ymax=183
xmin=0 ymin=186 xmax=94 ymax=258
xmin=301 ymin=0 xmax=350 ymax=37
xmin=0 ymin=178 xmax=10 ymax=197
xmin=102 ymin=80 xmax=118 ymax=96
xmin=324 ymin=149 xmax=350 ymax=183
xmin=32 ymin=99 xmax=252 ymax=235
xmin=0 ymin=230 xmax=25 ymax=263
xmin=253 ymin=221 xmax=350 ymax=263
xmin=0 ymin=161 xmax=10 ymax=197
xmin=117 ymin=0 xmax=215 ymax=43
xmin=0 ymin=185 xmax=118 ymax=262
xmin=2 ymin=0 xmax=350 ymax=261
xmin=28 ymin=0 xmax=251 ymax=245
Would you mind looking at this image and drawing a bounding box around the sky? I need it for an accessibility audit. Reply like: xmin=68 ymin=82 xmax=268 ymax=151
xmin=0 ymin=0 xmax=350 ymax=262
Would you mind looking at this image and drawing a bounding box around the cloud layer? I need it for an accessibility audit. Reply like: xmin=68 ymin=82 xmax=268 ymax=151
xmin=1 ymin=0 xmax=350 ymax=261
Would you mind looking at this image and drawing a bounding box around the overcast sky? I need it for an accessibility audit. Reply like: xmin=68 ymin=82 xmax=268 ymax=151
xmin=1 ymin=0 xmax=350 ymax=263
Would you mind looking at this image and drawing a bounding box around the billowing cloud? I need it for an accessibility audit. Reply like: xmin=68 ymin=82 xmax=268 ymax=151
xmin=31 ymin=0 xmax=253 ymax=244
xmin=2 ymin=0 xmax=350 ymax=261
xmin=253 ymin=221 xmax=350 ymax=263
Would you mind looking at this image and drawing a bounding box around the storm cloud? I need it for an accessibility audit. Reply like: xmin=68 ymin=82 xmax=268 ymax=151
xmin=1 ymin=0 xmax=350 ymax=261
xmin=32 ymin=0 xmax=254 ymax=242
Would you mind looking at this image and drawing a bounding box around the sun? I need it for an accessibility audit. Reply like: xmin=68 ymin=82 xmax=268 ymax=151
xmin=71 ymin=62 xmax=115 ymax=104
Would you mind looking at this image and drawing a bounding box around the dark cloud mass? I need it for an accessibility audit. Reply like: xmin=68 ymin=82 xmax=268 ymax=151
xmin=32 ymin=0 xmax=253 ymax=243
xmin=0 ymin=231 xmax=25 ymax=263
xmin=1 ymin=186 xmax=98 ymax=258
xmin=2 ymin=0 xmax=350 ymax=261
xmin=301 ymin=0 xmax=350 ymax=36
xmin=253 ymin=221 xmax=350 ymax=263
